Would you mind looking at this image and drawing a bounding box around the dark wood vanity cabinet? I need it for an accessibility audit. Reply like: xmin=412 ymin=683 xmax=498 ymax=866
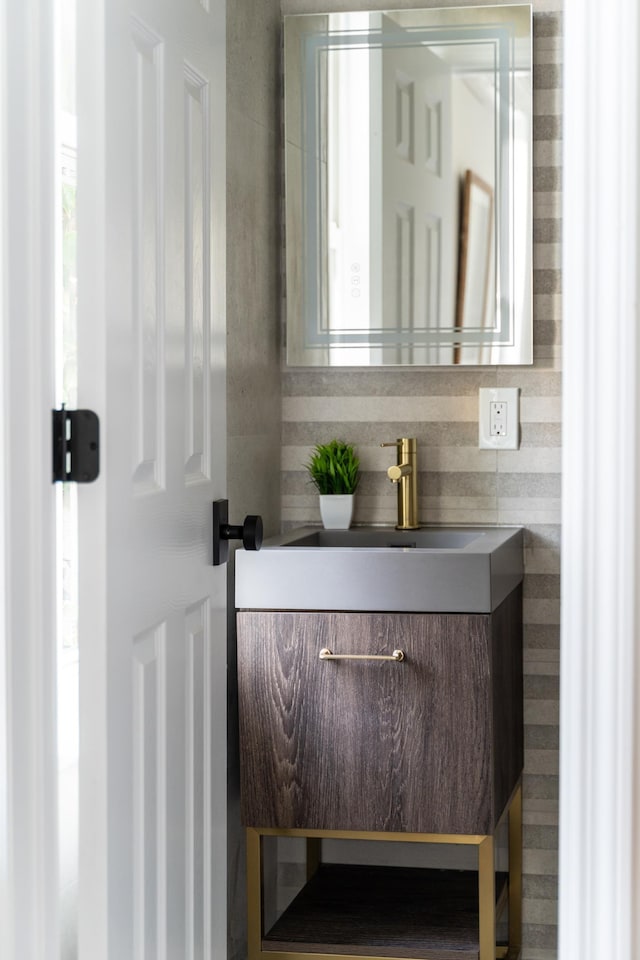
xmin=237 ymin=587 xmax=523 ymax=835
xmin=237 ymin=588 xmax=523 ymax=960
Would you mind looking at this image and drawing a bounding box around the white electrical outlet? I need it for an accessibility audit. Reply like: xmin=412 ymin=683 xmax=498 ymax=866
xmin=490 ymin=401 xmax=507 ymax=436
xmin=479 ymin=388 xmax=520 ymax=449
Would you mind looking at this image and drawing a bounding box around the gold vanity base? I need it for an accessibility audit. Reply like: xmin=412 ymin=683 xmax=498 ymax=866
xmin=246 ymin=785 xmax=522 ymax=960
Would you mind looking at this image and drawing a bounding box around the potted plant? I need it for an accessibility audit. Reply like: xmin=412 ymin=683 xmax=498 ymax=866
xmin=305 ymin=439 xmax=360 ymax=529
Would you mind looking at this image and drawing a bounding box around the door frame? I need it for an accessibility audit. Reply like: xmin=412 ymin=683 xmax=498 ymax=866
xmin=559 ymin=0 xmax=640 ymax=955
xmin=0 ymin=0 xmax=60 ymax=958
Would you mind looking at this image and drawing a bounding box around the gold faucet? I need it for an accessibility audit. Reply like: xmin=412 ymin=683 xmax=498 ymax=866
xmin=380 ymin=437 xmax=419 ymax=530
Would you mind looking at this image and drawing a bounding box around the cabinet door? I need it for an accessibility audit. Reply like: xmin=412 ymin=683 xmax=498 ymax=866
xmin=237 ymin=611 xmax=494 ymax=834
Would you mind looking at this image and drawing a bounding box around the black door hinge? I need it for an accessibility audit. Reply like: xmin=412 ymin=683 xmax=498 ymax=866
xmin=52 ymin=407 xmax=100 ymax=483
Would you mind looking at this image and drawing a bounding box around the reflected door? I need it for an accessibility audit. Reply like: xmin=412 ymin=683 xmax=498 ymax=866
xmin=76 ymin=0 xmax=227 ymax=956
xmin=380 ymin=41 xmax=454 ymax=364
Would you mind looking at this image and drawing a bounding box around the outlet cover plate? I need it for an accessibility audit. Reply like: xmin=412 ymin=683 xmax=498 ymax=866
xmin=479 ymin=387 xmax=520 ymax=449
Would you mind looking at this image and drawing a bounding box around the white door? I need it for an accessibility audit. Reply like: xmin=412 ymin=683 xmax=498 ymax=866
xmin=76 ymin=0 xmax=227 ymax=957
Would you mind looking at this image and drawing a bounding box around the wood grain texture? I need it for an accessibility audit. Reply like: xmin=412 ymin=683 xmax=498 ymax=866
xmin=263 ymin=863 xmax=509 ymax=959
xmin=237 ymin=594 xmax=522 ymax=834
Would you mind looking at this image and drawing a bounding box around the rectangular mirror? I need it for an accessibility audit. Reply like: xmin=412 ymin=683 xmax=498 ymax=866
xmin=284 ymin=5 xmax=532 ymax=366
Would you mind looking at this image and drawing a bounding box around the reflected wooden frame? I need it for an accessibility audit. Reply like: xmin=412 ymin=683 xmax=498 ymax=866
xmin=454 ymin=169 xmax=494 ymax=364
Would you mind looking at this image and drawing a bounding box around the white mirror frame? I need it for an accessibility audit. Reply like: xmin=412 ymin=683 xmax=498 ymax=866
xmin=560 ymin=0 xmax=640 ymax=954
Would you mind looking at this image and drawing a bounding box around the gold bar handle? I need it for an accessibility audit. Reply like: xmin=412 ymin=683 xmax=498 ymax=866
xmin=319 ymin=647 xmax=404 ymax=662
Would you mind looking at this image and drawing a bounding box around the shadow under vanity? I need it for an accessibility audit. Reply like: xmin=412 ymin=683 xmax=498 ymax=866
xmin=235 ymin=525 xmax=524 ymax=960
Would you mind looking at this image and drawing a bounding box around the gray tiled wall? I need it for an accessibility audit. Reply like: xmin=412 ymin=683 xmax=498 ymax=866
xmin=227 ymin=0 xmax=283 ymax=538
xmin=279 ymin=3 xmax=562 ymax=957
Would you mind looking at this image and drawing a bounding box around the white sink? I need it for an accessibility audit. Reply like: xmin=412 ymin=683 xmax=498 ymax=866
xmin=235 ymin=525 xmax=523 ymax=613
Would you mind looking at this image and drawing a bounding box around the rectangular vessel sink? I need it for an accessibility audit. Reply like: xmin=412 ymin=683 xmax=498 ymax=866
xmin=281 ymin=528 xmax=483 ymax=550
xmin=235 ymin=525 xmax=523 ymax=614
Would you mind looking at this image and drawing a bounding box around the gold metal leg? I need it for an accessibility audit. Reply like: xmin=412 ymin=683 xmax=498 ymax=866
xmin=247 ymin=819 xmax=520 ymax=960
xmin=306 ymin=837 xmax=321 ymax=881
xmin=246 ymin=828 xmax=263 ymax=960
xmin=508 ymin=785 xmax=523 ymax=958
xmin=478 ymin=835 xmax=496 ymax=960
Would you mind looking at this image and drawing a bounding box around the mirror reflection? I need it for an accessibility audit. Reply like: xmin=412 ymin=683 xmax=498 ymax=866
xmin=284 ymin=5 xmax=532 ymax=366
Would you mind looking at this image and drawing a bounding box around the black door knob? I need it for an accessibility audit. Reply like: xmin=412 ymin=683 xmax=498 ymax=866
xmin=221 ymin=514 xmax=263 ymax=551
xmin=212 ymin=499 xmax=263 ymax=565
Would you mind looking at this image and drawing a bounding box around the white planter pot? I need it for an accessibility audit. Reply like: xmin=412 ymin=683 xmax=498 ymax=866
xmin=319 ymin=494 xmax=354 ymax=530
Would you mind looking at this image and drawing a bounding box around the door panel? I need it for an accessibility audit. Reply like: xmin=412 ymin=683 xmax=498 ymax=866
xmin=185 ymin=598 xmax=211 ymax=959
xmin=76 ymin=0 xmax=226 ymax=956
xmin=131 ymin=622 xmax=168 ymax=960
xmin=131 ymin=17 xmax=166 ymax=494
xmin=184 ymin=66 xmax=212 ymax=485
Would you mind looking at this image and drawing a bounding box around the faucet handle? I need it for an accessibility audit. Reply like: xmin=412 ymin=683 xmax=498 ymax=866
xmin=380 ymin=438 xmax=417 ymax=449
xmin=388 ymin=463 xmax=412 ymax=482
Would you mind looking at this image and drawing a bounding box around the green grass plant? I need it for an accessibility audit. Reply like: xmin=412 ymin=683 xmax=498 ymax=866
xmin=305 ymin=440 xmax=360 ymax=495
